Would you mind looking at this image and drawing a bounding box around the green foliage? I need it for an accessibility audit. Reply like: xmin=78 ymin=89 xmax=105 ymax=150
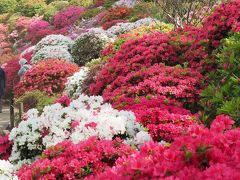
xmin=15 ymin=90 xmax=57 ymax=113
xmin=103 ymin=0 xmax=118 ymax=9
xmin=6 ymin=13 xmax=21 ymax=32
xmin=71 ymin=33 xmax=109 ymax=66
xmin=127 ymin=2 xmax=161 ymax=22
xmin=201 ymin=33 xmax=240 ymax=126
xmin=16 ymin=0 xmax=46 ymax=17
xmin=69 ymin=0 xmax=94 ymax=7
xmin=80 ymin=7 xmax=102 ymax=19
xmin=0 ymin=0 xmax=17 ymax=14
xmin=49 ymin=1 xmax=70 ymax=10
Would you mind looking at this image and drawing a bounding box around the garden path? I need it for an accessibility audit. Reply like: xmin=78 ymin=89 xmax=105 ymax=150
xmin=0 ymin=105 xmax=10 ymax=132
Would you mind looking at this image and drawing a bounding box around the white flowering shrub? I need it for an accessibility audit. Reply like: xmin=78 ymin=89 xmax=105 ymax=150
xmin=35 ymin=35 xmax=73 ymax=52
xmin=107 ymin=18 xmax=156 ymax=37
xmin=0 ymin=160 xmax=18 ymax=180
xmin=31 ymin=46 xmax=73 ymax=64
xmin=114 ymin=0 xmax=137 ymax=7
xmin=9 ymin=95 xmax=151 ymax=166
xmin=71 ymin=28 xmax=111 ymax=66
xmin=65 ymin=67 xmax=89 ymax=99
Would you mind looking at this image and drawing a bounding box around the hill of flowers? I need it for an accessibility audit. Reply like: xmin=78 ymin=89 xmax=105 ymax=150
xmin=1 ymin=0 xmax=240 ymax=179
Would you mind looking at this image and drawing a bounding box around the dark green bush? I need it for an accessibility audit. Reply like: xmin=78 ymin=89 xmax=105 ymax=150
xmin=201 ymin=32 xmax=240 ymax=126
xmin=0 ymin=0 xmax=17 ymax=14
xmin=71 ymin=32 xmax=109 ymax=66
xmin=15 ymin=90 xmax=57 ymax=113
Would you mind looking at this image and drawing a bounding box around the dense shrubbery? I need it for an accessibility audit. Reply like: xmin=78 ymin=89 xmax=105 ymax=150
xmin=14 ymin=59 xmax=79 ymax=97
xmin=31 ymin=46 xmax=73 ymax=64
xmin=201 ymin=32 xmax=240 ymax=125
xmin=95 ymin=115 xmax=240 ymax=179
xmin=17 ymin=137 xmax=134 ymax=179
xmin=34 ymin=34 xmax=73 ymax=53
xmin=0 ymin=134 xmax=12 ymax=160
xmin=9 ymin=95 xmax=150 ymax=167
xmin=52 ymin=6 xmax=85 ymax=29
xmin=1 ymin=0 xmax=240 ymax=178
xmin=71 ymin=30 xmax=111 ymax=66
xmin=15 ymin=90 xmax=57 ymax=112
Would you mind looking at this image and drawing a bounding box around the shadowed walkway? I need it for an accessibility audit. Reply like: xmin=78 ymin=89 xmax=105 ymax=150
xmin=0 ymin=105 xmax=10 ymax=132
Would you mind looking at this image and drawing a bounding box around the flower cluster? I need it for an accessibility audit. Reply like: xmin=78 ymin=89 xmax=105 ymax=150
xmin=94 ymin=115 xmax=240 ymax=179
xmin=2 ymin=58 xmax=31 ymax=97
xmin=53 ymin=6 xmax=85 ymax=29
xmin=106 ymin=18 xmax=156 ymax=37
xmin=31 ymin=46 xmax=73 ymax=64
xmin=9 ymin=95 xmax=150 ymax=166
xmin=54 ymin=95 xmax=72 ymax=107
xmin=25 ymin=19 xmax=67 ymax=44
xmin=100 ymin=6 xmax=132 ymax=25
xmin=71 ymin=29 xmax=111 ymax=66
xmin=114 ymin=0 xmax=137 ymax=7
xmin=65 ymin=67 xmax=89 ymax=99
xmin=102 ymin=19 xmax=128 ymax=30
xmin=0 ymin=23 xmax=11 ymax=55
xmin=0 ymin=160 xmax=18 ymax=180
xmin=14 ymin=59 xmax=79 ymax=97
xmin=103 ymin=64 xmax=203 ymax=108
xmin=34 ymin=35 xmax=73 ymax=53
xmin=89 ymin=32 xmax=185 ymax=96
xmin=17 ymin=137 xmax=134 ymax=179
xmin=0 ymin=134 xmax=12 ymax=160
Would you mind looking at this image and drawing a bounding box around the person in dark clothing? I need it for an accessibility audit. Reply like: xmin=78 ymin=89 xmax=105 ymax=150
xmin=0 ymin=66 xmax=6 ymax=113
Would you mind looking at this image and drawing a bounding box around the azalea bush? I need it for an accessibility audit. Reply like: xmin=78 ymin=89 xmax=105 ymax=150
xmin=9 ymin=95 xmax=150 ymax=167
xmin=106 ymin=17 xmax=156 ymax=37
xmin=17 ymin=137 xmax=134 ymax=179
xmin=0 ymin=134 xmax=12 ymax=160
xmin=25 ymin=19 xmax=67 ymax=44
xmin=34 ymin=34 xmax=73 ymax=53
xmin=117 ymin=96 xmax=197 ymax=142
xmin=102 ymin=21 xmax=173 ymax=59
xmin=3 ymin=58 xmax=22 ymax=98
xmin=100 ymin=6 xmax=132 ymax=25
xmin=102 ymin=19 xmax=128 ymax=30
xmin=89 ymin=32 xmax=190 ymax=96
xmin=65 ymin=67 xmax=89 ymax=99
xmin=52 ymin=6 xmax=85 ymax=29
xmin=14 ymin=59 xmax=79 ymax=97
xmin=95 ymin=115 xmax=240 ymax=179
xmin=103 ymin=64 xmax=204 ymax=110
xmin=71 ymin=30 xmax=111 ymax=66
xmin=0 ymin=160 xmax=18 ymax=180
xmin=31 ymin=46 xmax=73 ymax=64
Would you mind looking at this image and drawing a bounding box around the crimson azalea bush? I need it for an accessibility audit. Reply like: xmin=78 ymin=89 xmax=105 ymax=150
xmin=89 ymin=32 xmax=184 ymax=96
xmin=102 ymin=19 xmax=128 ymax=30
xmin=0 ymin=134 xmax=12 ymax=160
xmin=117 ymin=96 xmax=197 ymax=142
xmin=102 ymin=64 xmax=204 ymax=110
xmin=17 ymin=137 xmax=134 ymax=180
xmin=93 ymin=115 xmax=240 ymax=179
xmin=3 ymin=58 xmax=25 ymax=97
xmin=14 ymin=59 xmax=79 ymax=97
xmin=53 ymin=6 xmax=85 ymax=29
xmin=183 ymin=0 xmax=240 ymax=72
xmin=25 ymin=20 xmax=67 ymax=44
xmin=100 ymin=6 xmax=132 ymax=25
